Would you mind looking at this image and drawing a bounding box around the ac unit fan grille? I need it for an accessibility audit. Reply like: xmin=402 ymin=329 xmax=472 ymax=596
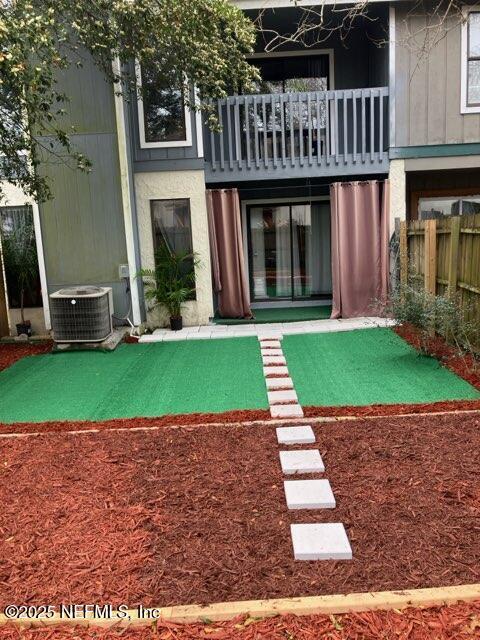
xmin=50 ymin=294 xmax=111 ymax=342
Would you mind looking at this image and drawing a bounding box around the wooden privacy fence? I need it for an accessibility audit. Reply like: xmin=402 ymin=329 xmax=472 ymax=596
xmin=399 ymin=214 xmax=480 ymax=324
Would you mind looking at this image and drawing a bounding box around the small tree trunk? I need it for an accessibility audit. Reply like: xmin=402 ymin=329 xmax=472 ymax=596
xmin=20 ymin=288 xmax=25 ymax=325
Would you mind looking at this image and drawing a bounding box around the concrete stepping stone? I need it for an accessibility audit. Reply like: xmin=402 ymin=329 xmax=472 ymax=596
xmin=263 ymin=366 xmax=289 ymax=376
xmin=290 ymin=523 xmax=352 ymax=560
xmin=270 ymin=404 xmax=303 ymax=418
xmin=257 ymin=334 xmax=283 ymax=341
xmin=266 ymin=377 xmax=293 ymax=390
xmin=261 ymin=348 xmax=284 ymax=356
xmin=279 ymin=450 xmax=325 ymax=474
xmin=263 ymin=355 xmax=287 ymax=366
xmin=259 ymin=340 xmax=281 ymax=348
xmin=268 ymin=389 xmax=298 ymax=404
xmin=276 ymin=425 xmax=315 ymax=444
xmin=284 ymin=478 xmax=335 ymax=509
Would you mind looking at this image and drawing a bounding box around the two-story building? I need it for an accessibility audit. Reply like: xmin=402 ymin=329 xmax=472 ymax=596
xmin=1 ymin=0 xmax=479 ymax=335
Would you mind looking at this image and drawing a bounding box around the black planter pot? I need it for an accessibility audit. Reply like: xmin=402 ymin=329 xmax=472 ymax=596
xmin=170 ymin=316 xmax=183 ymax=331
xmin=16 ymin=321 xmax=32 ymax=337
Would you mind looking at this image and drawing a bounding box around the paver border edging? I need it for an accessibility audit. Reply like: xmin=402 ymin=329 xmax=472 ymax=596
xmin=1 ymin=584 xmax=479 ymax=627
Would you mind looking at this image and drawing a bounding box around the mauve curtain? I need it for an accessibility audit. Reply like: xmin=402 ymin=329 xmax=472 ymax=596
xmin=330 ymin=180 xmax=389 ymax=319
xmin=206 ymin=188 xmax=252 ymax=318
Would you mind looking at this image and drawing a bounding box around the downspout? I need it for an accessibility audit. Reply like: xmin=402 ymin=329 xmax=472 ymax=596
xmin=113 ymin=58 xmax=143 ymax=327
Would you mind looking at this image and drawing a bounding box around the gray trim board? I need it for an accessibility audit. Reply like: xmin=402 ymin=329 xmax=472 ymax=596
xmin=205 ymin=153 xmax=389 ymax=183
xmin=389 ymin=5 xmax=396 ymax=149
xmin=390 ymin=143 xmax=480 ymax=159
xmin=133 ymin=158 xmax=205 ymax=173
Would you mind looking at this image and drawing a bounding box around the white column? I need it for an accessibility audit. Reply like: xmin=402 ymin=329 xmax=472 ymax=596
xmin=31 ymin=202 xmax=51 ymax=330
xmin=388 ymin=158 xmax=406 ymax=237
xmin=113 ymin=59 xmax=142 ymax=326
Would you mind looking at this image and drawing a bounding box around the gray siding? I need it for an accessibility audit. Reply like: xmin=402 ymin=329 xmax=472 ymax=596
xmin=38 ymin=52 xmax=129 ymax=314
xmin=394 ymin=3 xmax=480 ymax=148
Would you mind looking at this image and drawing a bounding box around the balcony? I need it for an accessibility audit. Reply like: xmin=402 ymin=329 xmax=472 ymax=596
xmin=204 ymin=87 xmax=389 ymax=183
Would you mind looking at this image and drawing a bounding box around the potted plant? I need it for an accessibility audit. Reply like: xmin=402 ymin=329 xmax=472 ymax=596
xmin=0 ymin=218 xmax=38 ymax=337
xmin=138 ymin=244 xmax=198 ymax=331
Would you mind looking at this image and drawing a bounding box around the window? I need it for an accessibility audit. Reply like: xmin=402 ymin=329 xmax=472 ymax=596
xmin=137 ymin=63 xmax=192 ymax=148
xmin=250 ymin=53 xmax=331 ymax=95
xmin=461 ymin=10 xmax=480 ymax=113
xmin=417 ymin=195 xmax=480 ymax=219
xmin=0 ymin=205 xmax=42 ymax=308
xmin=151 ymin=199 xmax=195 ymax=297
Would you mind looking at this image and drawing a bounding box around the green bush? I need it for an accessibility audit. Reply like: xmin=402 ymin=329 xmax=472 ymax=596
xmin=386 ymin=282 xmax=479 ymax=358
xmin=137 ymin=244 xmax=199 ymax=320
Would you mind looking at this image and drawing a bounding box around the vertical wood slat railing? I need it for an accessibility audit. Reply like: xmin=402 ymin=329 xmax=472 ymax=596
xmin=207 ymin=87 xmax=389 ymax=174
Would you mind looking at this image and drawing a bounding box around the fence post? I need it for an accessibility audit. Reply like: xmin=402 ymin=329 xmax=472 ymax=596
xmin=399 ymin=220 xmax=408 ymax=288
xmin=447 ymin=216 xmax=461 ymax=298
xmin=424 ymin=219 xmax=437 ymax=295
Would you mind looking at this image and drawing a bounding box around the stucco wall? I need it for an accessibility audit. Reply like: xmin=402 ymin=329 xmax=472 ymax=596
xmin=389 ymin=159 xmax=406 ymax=234
xmin=0 ymin=181 xmax=33 ymax=206
xmin=134 ymin=170 xmax=214 ymax=327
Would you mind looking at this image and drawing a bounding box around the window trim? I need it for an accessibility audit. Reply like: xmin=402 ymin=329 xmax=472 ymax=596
xmin=135 ymin=61 xmax=192 ymax=149
xmin=461 ymin=7 xmax=480 ymax=114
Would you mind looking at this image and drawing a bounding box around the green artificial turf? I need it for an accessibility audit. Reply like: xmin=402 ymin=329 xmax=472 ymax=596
xmin=214 ymin=305 xmax=332 ymax=325
xmin=0 ymin=339 xmax=268 ymax=424
xmin=282 ymin=328 xmax=480 ymax=407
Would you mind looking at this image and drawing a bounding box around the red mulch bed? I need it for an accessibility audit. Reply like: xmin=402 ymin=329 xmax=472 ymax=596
xmin=1 ymin=413 xmax=479 ymax=609
xmin=395 ymin=323 xmax=480 ymax=391
xmin=0 ymin=341 xmax=52 ymax=372
xmin=1 ymin=602 xmax=480 ymax=639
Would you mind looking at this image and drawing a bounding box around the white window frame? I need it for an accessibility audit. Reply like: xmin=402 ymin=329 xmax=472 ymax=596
xmin=461 ymin=6 xmax=480 ymax=114
xmin=135 ymin=61 xmax=192 ymax=149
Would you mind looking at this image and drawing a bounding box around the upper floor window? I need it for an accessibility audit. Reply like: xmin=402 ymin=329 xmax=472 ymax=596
xmin=137 ymin=63 xmax=192 ymax=148
xmin=249 ymin=52 xmax=332 ymax=95
xmin=461 ymin=10 xmax=480 ymax=113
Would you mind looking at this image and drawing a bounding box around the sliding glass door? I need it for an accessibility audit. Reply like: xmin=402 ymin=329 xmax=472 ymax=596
xmin=247 ymin=202 xmax=331 ymax=302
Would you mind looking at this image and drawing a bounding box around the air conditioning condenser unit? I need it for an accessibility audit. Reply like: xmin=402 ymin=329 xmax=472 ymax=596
xmin=50 ymin=286 xmax=113 ymax=343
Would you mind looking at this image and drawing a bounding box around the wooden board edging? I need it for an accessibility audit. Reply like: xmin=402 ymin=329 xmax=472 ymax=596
xmin=2 ymin=408 xmax=480 ymax=439
xmin=1 ymin=584 xmax=479 ymax=628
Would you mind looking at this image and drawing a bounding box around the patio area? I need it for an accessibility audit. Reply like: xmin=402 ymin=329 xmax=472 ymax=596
xmin=139 ymin=316 xmax=395 ymax=342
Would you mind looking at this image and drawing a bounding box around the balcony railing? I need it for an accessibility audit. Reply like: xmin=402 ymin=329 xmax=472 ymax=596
xmin=204 ymin=87 xmax=389 ymax=181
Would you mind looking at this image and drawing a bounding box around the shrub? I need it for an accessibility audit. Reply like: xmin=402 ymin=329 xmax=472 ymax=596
xmin=386 ymin=282 xmax=479 ymax=359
